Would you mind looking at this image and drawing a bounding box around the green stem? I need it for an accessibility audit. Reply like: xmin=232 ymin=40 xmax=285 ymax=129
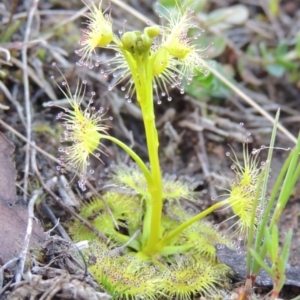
xmin=102 ymin=135 xmax=153 ymax=188
xmin=118 ymin=46 xmax=163 ymax=256
xmin=157 ymin=199 xmax=228 ymax=250
xmin=140 ymin=108 xmax=163 ymax=254
xmin=113 ymin=231 xmax=141 ymax=251
xmin=246 ymin=169 xmax=266 ymax=274
xmin=136 ymin=55 xmax=163 ymax=255
xmin=160 ymin=243 xmax=194 ymax=256
xmin=140 ymin=197 xmax=152 ymax=246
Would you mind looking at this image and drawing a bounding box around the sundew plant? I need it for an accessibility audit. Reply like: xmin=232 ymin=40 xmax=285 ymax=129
xmin=51 ymin=0 xmax=274 ymax=298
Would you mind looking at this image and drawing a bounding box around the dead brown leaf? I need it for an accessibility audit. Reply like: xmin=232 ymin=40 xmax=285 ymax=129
xmin=0 ymin=132 xmax=17 ymax=206
xmin=0 ymin=132 xmax=44 ymax=264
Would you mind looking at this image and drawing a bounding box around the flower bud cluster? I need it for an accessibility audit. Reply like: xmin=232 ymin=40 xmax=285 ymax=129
xmin=76 ymin=1 xmax=207 ymax=103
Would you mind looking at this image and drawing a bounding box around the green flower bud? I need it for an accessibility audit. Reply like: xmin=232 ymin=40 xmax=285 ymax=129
xmin=121 ymin=31 xmax=138 ymax=51
xmin=136 ymin=34 xmax=152 ymax=53
xmin=144 ymin=25 xmax=160 ymax=38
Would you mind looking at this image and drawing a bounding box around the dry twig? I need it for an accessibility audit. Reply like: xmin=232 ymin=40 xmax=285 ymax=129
xmin=14 ymin=146 xmax=42 ymax=283
xmin=22 ymin=0 xmax=40 ymax=202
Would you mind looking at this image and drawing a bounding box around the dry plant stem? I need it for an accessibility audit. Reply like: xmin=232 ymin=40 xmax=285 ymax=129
xmin=0 ymin=81 xmax=26 ymax=125
xmin=198 ymin=58 xmax=297 ymax=144
xmin=59 ymin=175 xmax=81 ymax=207
xmin=22 ymin=0 xmax=40 ymax=202
xmin=0 ymin=258 xmax=18 ymax=289
xmin=110 ymin=0 xmax=153 ymax=25
xmin=0 ymin=278 xmax=14 ymax=297
xmin=196 ymin=143 xmax=217 ymax=199
xmin=195 ymin=109 xmax=217 ymax=199
xmin=14 ymin=190 xmax=41 ymax=283
xmin=0 ymin=119 xmax=60 ymax=164
xmin=15 ymin=185 xmax=41 ymax=282
xmin=0 ymin=49 xmax=12 ymax=111
xmin=0 ymin=258 xmax=19 ymax=276
xmin=40 ymin=201 xmax=71 ymax=241
xmin=25 ymin=173 xmax=70 ymax=241
xmin=10 ymin=56 xmax=56 ymax=101
xmin=4 ymin=7 xmax=88 ymax=51
xmin=0 ymin=47 xmax=11 ymax=62
xmin=1 ymin=9 xmax=81 ymax=24
xmin=0 ymin=103 xmax=9 ymax=110
xmin=14 ymin=145 xmax=44 ymax=283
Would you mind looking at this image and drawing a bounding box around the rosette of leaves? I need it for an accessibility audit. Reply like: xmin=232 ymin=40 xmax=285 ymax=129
xmin=69 ymin=165 xmax=232 ymax=299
